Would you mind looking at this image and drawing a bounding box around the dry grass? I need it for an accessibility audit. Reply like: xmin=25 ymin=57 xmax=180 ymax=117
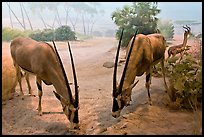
xmin=2 ymin=51 xmax=17 ymax=103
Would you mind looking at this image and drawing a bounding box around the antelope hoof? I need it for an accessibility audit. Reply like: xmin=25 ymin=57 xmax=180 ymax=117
xmin=37 ymin=107 xmax=42 ymax=116
xmin=148 ymin=99 xmax=152 ymax=106
xmin=38 ymin=111 xmax=43 ymax=116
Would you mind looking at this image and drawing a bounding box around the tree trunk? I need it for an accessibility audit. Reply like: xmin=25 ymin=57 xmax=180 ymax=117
xmin=39 ymin=13 xmax=47 ymax=29
xmin=65 ymin=7 xmax=69 ymax=25
xmin=56 ymin=8 xmax=62 ymax=26
xmin=90 ymin=20 xmax=96 ymax=36
xmin=68 ymin=11 xmax=78 ymax=33
xmin=82 ymin=14 xmax=86 ymax=35
xmin=22 ymin=3 xmax=33 ymax=30
xmin=8 ymin=3 xmax=13 ymax=28
xmin=20 ymin=3 xmax=26 ymax=30
xmin=6 ymin=2 xmax=25 ymax=30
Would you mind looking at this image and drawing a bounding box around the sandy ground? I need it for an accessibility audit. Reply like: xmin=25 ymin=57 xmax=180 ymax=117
xmin=2 ymin=36 xmax=202 ymax=135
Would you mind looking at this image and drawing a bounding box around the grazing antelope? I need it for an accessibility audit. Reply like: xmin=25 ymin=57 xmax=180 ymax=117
xmin=167 ymin=25 xmax=191 ymax=58
xmin=112 ymin=29 xmax=169 ymax=118
xmin=10 ymin=37 xmax=79 ymax=129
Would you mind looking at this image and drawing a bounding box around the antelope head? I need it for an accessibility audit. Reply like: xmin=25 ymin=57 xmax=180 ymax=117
xmin=112 ymin=29 xmax=139 ymax=118
xmin=52 ymin=41 xmax=79 ymax=129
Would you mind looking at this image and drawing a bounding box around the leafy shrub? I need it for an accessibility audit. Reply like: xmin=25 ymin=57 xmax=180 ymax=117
xmin=55 ymin=25 xmax=76 ymax=41
xmin=2 ymin=27 xmax=27 ymax=41
xmin=29 ymin=29 xmax=54 ymax=41
xmin=112 ymin=2 xmax=161 ymax=47
xmin=166 ymin=53 xmax=202 ymax=109
xmin=152 ymin=46 xmax=202 ymax=110
xmin=29 ymin=25 xmax=76 ymax=41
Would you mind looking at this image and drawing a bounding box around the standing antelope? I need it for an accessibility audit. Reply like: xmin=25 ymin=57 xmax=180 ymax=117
xmin=10 ymin=37 xmax=79 ymax=129
xmin=168 ymin=25 xmax=191 ymax=58
xmin=112 ymin=29 xmax=169 ymax=118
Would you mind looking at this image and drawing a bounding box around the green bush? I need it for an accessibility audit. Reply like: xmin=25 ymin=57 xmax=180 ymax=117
xmin=152 ymin=48 xmax=202 ymax=110
xmin=29 ymin=25 xmax=76 ymax=42
xmin=55 ymin=25 xmax=76 ymax=41
xmin=2 ymin=27 xmax=27 ymax=41
xmin=112 ymin=2 xmax=161 ymax=47
xmin=166 ymin=53 xmax=202 ymax=109
xmin=29 ymin=29 xmax=54 ymax=41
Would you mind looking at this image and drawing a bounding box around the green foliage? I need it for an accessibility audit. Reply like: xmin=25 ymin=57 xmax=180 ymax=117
xmin=29 ymin=29 xmax=54 ymax=41
xmin=29 ymin=25 xmax=76 ymax=42
xmin=152 ymin=48 xmax=202 ymax=109
xmin=2 ymin=27 xmax=30 ymax=41
xmin=55 ymin=25 xmax=76 ymax=41
xmin=166 ymin=53 xmax=202 ymax=109
xmin=111 ymin=2 xmax=161 ymax=47
xmin=157 ymin=19 xmax=174 ymax=40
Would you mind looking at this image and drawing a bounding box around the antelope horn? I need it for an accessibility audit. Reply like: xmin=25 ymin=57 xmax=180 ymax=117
xmin=183 ymin=25 xmax=188 ymax=31
xmin=186 ymin=25 xmax=191 ymax=31
xmin=118 ymin=29 xmax=138 ymax=94
xmin=52 ymin=41 xmax=74 ymax=104
xmin=67 ymin=42 xmax=79 ymax=108
xmin=113 ymin=28 xmax=124 ymax=97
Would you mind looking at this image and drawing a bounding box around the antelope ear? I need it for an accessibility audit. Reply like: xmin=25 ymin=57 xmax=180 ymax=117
xmin=129 ymin=80 xmax=139 ymax=90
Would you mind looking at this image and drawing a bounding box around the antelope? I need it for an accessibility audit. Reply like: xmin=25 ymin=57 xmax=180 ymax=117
xmin=167 ymin=25 xmax=191 ymax=58
xmin=112 ymin=29 xmax=169 ymax=118
xmin=10 ymin=37 xmax=79 ymax=129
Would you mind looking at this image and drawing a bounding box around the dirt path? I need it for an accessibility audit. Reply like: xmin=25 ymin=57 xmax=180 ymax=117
xmin=2 ymin=37 xmax=202 ymax=135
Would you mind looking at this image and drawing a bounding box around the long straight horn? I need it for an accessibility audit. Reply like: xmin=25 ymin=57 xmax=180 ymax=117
xmin=113 ymin=28 xmax=124 ymax=97
xmin=118 ymin=29 xmax=138 ymax=94
xmin=52 ymin=41 xmax=73 ymax=103
xmin=67 ymin=42 xmax=78 ymax=107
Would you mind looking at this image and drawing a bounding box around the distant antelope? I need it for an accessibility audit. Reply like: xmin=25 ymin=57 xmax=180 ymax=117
xmin=112 ymin=29 xmax=169 ymax=118
xmin=168 ymin=25 xmax=191 ymax=58
xmin=10 ymin=37 xmax=79 ymax=129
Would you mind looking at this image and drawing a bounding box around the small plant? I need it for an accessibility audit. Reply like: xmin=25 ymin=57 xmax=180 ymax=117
xmin=153 ymin=42 xmax=202 ymax=134
xmin=152 ymin=48 xmax=202 ymax=109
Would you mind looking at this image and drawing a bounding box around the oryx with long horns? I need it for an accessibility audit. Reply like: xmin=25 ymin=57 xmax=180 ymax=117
xmin=10 ymin=37 xmax=79 ymax=129
xmin=112 ymin=29 xmax=169 ymax=118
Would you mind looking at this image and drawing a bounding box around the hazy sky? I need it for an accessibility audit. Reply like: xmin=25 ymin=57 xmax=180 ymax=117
xmin=2 ymin=2 xmax=202 ymax=34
